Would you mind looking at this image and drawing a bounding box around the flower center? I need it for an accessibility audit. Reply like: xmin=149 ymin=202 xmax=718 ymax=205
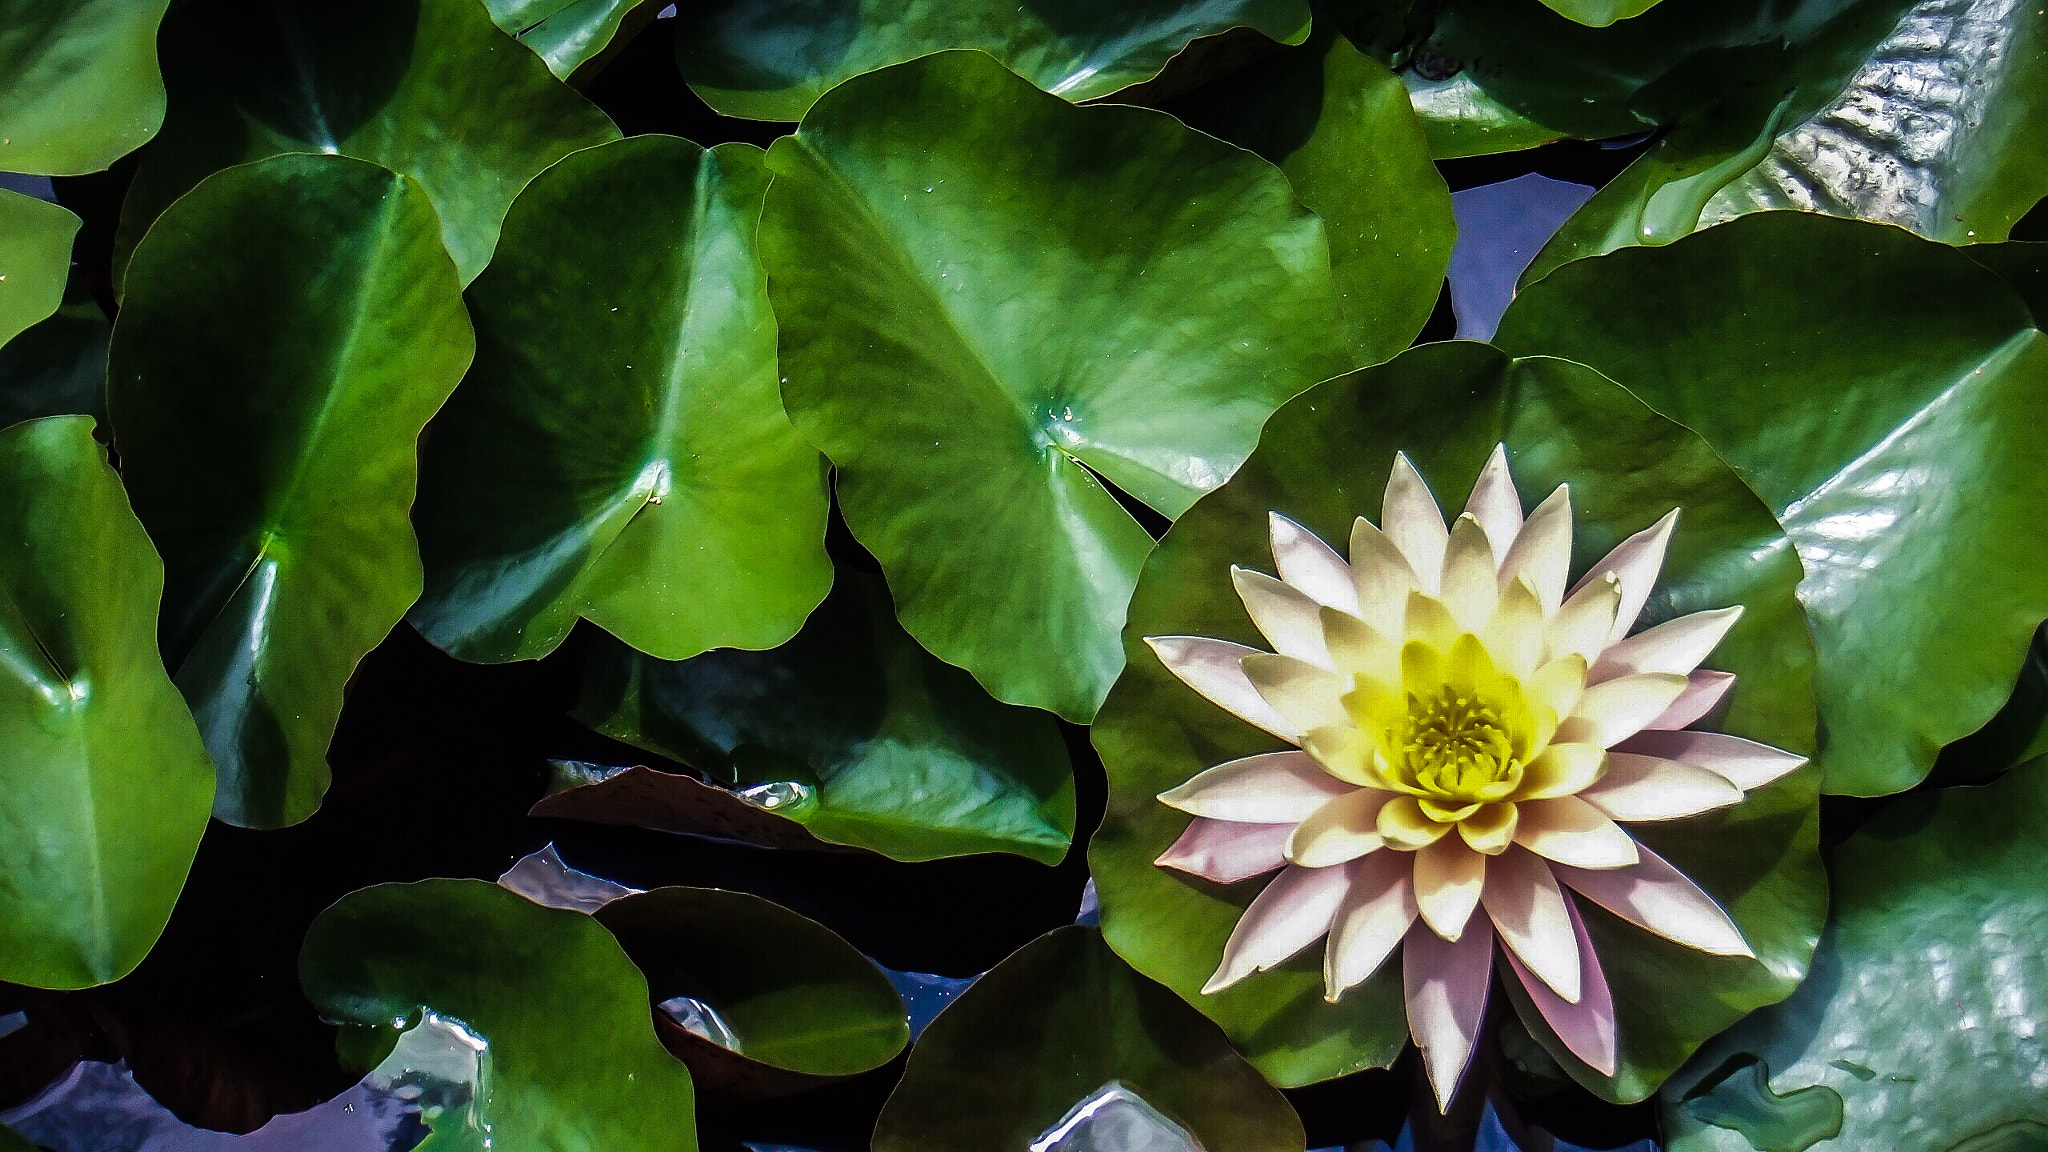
xmin=1398 ymin=686 xmax=1520 ymax=810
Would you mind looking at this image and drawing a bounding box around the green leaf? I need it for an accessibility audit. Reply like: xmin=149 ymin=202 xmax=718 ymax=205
xmin=0 ymin=0 xmax=171 ymax=174
xmin=0 ymin=189 xmax=78 ymax=349
xmin=1661 ymin=757 xmax=2048 ymax=1152
xmin=411 ymin=136 xmax=829 ymax=665
xmin=1166 ymin=30 xmax=1454 ymax=363
xmin=1497 ymin=212 xmax=2048 ymax=797
xmin=483 ymin=0 xmax=658 ymax=80
xmin=1091 ymin=342 xmax=1823 ymax=1097
xmin=1966 ymin=241 xmax=2048 ymax=327
xmin=0 ymin=415 xmax=214 ymax=990
xmin=116 ymin=0 xmax=620 ymax=284
xmin=109 ymin=154 xmax=473 ymax=828
xmin=1530 ymin=0 xmax=2048 ymax=276
xmin=300 ymin=878 xmax=698 ymax=1152
xmin=761 ymin=50 xmax=1354 ymax=721
xmin=873 ymin=926 xmax=1304 ymax=1152
xmin=672 ymin=0 xmax=1313 ymax=121
xmin=1538 ymin=0 xmax=1666 ymax=24
xmin=0 ymin=273 xmax=109 ymax=427
xmin=594 ymin=887 xmax=909 ymax=1094
xmin=572 ymin=569 xmax=1076 ymax=864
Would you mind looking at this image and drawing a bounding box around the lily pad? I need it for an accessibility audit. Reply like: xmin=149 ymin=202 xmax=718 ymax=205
xmin=761 ymin=50 xmax=1354 ymax=721
xmin=300 ymin=878 xmax=698 ymax=1152
xmin=483 ymin=0 xmax=658 ymax=80
xmin=1539 ymin=0 xmax=1666 ymax=24
xmin=1167 ymin=30 xmax=1454 ymax=362
xmin=872 ymin=926 xmax=1304 ymax=1152
xmin=411 ymin=136 xmax=829 ymax=665
xmin=0 ymin=416 xmax=215 ymax=990
xmin=1091 ymin=342 xmax=1823 ymax=1097
xmin=117 ymin=0 xmax=620 ymax=284
xmin=0 ymin=0 xmax=171 ymax=174
xmin=1967 ymin=241 xmax=2048 ymax=325
xmin=1660 ymin=757 xmax=2048 ymax=1152
xmin=0 ymin=190 xmax=77 ymax=349
xmin=1529 ymin=0 xmax=2048 ymax=276
xmin=1497 ymin=212 xmax=2048 ymax=797
xmin=672 ymin=0 xmax=1313 ymax=121
xmin=0 ymin=274 xmax=110 ymax=427
xmin=108 ymin=154 xmax=473 ymax=828
xmin=572 ymin=570 xmax=1075 ymax=864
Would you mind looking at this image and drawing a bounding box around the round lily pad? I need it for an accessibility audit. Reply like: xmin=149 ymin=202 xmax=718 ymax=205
xmin=0 ymin=0 xmax=170 ymax=174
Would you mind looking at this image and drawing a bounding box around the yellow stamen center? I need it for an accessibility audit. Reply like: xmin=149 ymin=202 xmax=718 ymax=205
xmin=1398 ymin=686 xmax=1520 ymax=814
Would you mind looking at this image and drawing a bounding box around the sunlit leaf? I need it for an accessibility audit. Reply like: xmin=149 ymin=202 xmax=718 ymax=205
xmin=483 ymin=0 xmax=658 ymax=80
xmin=0 ymin=0 xmax=171 ymax=174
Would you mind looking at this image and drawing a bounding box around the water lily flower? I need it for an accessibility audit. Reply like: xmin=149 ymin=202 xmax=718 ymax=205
xmin=1146 ymin=446 xmax=1804 ymax=1110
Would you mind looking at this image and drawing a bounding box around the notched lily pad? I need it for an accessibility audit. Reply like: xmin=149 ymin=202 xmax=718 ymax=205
xmin=483 ymin=0 xmax=660 ymax=80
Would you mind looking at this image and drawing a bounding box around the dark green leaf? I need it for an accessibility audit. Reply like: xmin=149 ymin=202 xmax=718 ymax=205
xmin=1966 ymin=240 xmax=2048 ymax=327
xmin=0 ymin=415 xmax=214 ymax=989
xmin=572 ymin=569 xmax=1075 ymax=863
xmin=673 ymin=0 xmax=1313 ymax=121
xmin=1662 ymin=757 xmax=2048 ymax=1152
xmin=0 ymin=189 xmax=77 ymax=348
xmin=109 ymin=154 xmax=473 ymax=828
xmin=483 ymin=0 xmax=658 ymax=80
xmin=412 ymin=136 xmax=830 ymax=664
xmin=117 ymin=0 xmax=620 ymax=283
xmin=300 ymin=878 xmax=698 ymax=1152
xmin=0 ymin=273 xmax=110 ymax=427
xmin=761 ymin=50 xmax=1354 ymax=721
xmin=873 ymin=926 xmax=1304 ymax=1152
xmin=1091 ymin=343 xmax=1822 ymax=1096
xmin=0 ymin=0 xmax=171 ymax=174
xmin=1498 ymin=212 xmax=2048 ymax=796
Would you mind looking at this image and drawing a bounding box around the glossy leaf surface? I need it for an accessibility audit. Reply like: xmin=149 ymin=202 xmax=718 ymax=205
xmin=0 ymin=416 xmax=214 ymax=990
xmin=109 ymin=154 xmax=473 ymax=828
xmin=413 ymin=136 xmax=829 ymax=664
xmin=1092 ymin=343 xmax=1823 ymax=1096
xmin=0 ymin=190 xmax=77 ymax=349
xmin=1540 ymin=0 xmax=1665 ymax=24
xmin=118 ymin=0 xmax=620 ymax=283
xmin=0 ymin=0 xmax=170 ymax=174
xmin=1498 ymin=213 xmax=2048 ymax=797
xmin=483 ymin=0 xmax=656 ymax=79
xmin=574 ymin=571 xmax=1075 ymax=864
xmin=1662 ymin=757 xmax=2048 ymax=1152
xmin=873 ymin=926 xmax=1304 ymax=1152
xmin=673 ymin=0 xmax=1313 ymax=120
xmin=762 ymin=51 xmax=1354 ymax=720
xmin=300 ymin=879 xmax=698 ymax=1152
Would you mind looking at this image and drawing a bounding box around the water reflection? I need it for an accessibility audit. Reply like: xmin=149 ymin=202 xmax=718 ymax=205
xmin=1028 ymin=1081 xmax=1201 ymax=1152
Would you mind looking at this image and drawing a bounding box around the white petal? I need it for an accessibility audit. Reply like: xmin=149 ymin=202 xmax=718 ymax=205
xmin=1403 ymin=917 xmax=1494 ymax=1112
xmin=1553 ymin=846 xmax=1753 ymax=957
xmin=1513 ymin=797 xmax=1640 ymax=869
xmin=1204 ymin=863 xmax=1353 ymax=993
xmin=1462 ymin=444 xmax=1524 ymax=559
xmin=1481 ymin=847 xmax=1580 ymax=1003
xmin=1556 ymin=672 xmax=1689 ymax=748
xmin=1348 ymin=517 xmax=1419 ymax=636
xmin=1243 ymin=653 xmax=1352 ymax=736
xmin=1270 ymin=513 xmax=1359 ymax=612
xmin=1324 ymin=850 xmax=1418 ymax=999
xmin=1648 ymin=670 xmax=1735 ymax=730
xmin=1504 ymin=896 xmax=1617 ymax=1076
xmin=1233 ymin=567 xmax=1332 ymax=668
xmin=1320 ymin=607 xmax=1401 ymax=685
xmin=1287 ymin=789 xmax=1394 ymax=867
xmin=1548 ymin=576 xmax=1621 ymax=666
xmin=1613 ymin=729 xmax=1808 ymax=791
xmin=1569 ymin=510 xmax=1678 ymax=646
xmin=1145 ymin=636 xmax=1295 ymax=740
xmin=1439 ymin=514 xmax=1500 ymax=632
xmin=1591 ymin=607 xmax=1742 ymax=683
xmin=1156 ymin=819 xmax=1293 ymax=884
xmin=1159 ymin=751 xmax=1356 ymax=822
xmin=1500 ymin=485 xmax=1571 ymax=613
xmin=1383 ymin=454 xmax=1449 ymax=592
xmin=1414 ymin=838 xmax=1486 ymax=940
xmin=1581 ymin=753 xmax=1745 ymax=822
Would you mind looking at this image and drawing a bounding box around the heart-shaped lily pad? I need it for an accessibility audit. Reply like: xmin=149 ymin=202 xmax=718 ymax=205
xmin=1497 ymin=212 xmax=2048 ymax=797
xmin=0 ymin=190 xmax=77 ymax=349
xmin=761 ymin=50 xmax=1355 ymax=721
xmin=0 ymin=0 xmax=171 ymax=174
xmin=0 ymin=415 xmax=214 ymax=990
xmin=411 ymin=135 xmax=829 ymax=665
xmin=873 ymin=925 xmax=1304 ymax=1151
xmin=109 ymin=154 xmax=473 ymax=828
xmin=1091 ymin=342 xmax=1823 ymax=1099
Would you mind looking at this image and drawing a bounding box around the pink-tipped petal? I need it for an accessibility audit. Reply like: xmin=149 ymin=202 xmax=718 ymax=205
xmin=1157 ymin=818 xmax=1295 ymax=884
xmin=1569 ymin=510 xmax=1678 ymax=645
xmin=1613 ymin=729 xmax=1808 ymax=791
xmin=1145 ymin=636 xmax=1296 ymax=740
xmin=1647 ymin=670 xmax=1735 ymax=730
xmin=1581 ymin=753 xmax=1745 ymax=822
xmin=1505 ymin=896 xmax=1617 ymax=1076
xmin=1404 ymin=916 xmax=1495 ymax=1112
xmin=1501 ymin=485 xmax=1572 ymax=613
xmin=1463 ymin=444 xmax=1524 ymax=559
xmin=1513 ymin=798 xmax=1640 ymax=869
xmin=1325 ymin=850 xmax=1419 ymax=999
xmin=1383 ymin=454 xmax=1449 ymax=592
xmin=1158 ymin=751 xmax=1356 ymax=822
xmin=1204 ymin=863 xmax=1353 ymax=993
xmin=1553 ymin=846 xmax=1753 ymax=957
xmin=1232 ymin=567 xmax=1332 ymax=668
xmin=1270 ymin=513 xmax=1359 ymax=613
xmin=1590 ymin=607 xmax=1743 ymax=683
xmin=1481 ymin=848 xmax=1580 ymax=1003
xmin=1414 ymin=838 xmax=1486 ymax=940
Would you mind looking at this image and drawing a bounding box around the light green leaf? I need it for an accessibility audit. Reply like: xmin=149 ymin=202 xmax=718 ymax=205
xmin=109 ymin=154 xmax=473 ymax=828
xmin=483 ymin=0 xmax=658 ymax=80
xmin=1539 ymin=0 xmax=1667 ymax=25
xmin=0 ymin=0 xmax=171 ymax=174
xmin=412 ymin=137 xmax=829 ymax=665
xmin=0 ymin=189 xmax=77 ymax=349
